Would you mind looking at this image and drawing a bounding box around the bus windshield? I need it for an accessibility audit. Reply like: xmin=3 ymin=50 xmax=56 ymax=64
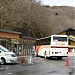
xmin=53 ymin=36 xmax=67 ymax=42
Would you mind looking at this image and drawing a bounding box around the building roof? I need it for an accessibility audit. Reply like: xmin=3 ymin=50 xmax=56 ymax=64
xmin=22 ymin=36 xmax=36 ymax=40
xmin=56 ymin=28 xmax=75 ymax=35
xmin=0 ymin=29 xmax=22 ymax=35
xmin=68 ymin=35 xmax=75 ymax=41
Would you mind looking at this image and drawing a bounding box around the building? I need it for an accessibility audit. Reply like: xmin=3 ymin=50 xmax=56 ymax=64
xmin=58 ymin=28 xmax=75 ymax=52
xmin=0 ymin=29 xmax=36 ymax=55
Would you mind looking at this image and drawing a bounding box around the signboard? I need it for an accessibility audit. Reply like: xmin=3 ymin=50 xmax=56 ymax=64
xmin=11 ymin=39 xmax=20 ymax=44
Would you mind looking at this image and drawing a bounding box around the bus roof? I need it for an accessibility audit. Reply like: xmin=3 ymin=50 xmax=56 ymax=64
xmin=36 ymin=35 xmax=67 ymax=41
xmin=36 ymin=36 xmax=51 ymax=40
xmin=51 ymin=35 xmax=67 ymax=37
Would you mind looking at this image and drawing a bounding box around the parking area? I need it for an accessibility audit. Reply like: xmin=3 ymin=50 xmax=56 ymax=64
xmin=0 ymin=53 xmax=75 ymax=75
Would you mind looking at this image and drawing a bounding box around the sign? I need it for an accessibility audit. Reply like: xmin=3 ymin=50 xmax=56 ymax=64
xmin=56 ymin=43 xmax=65 ymax=46
xmin=11 ymin=39 xmax=19 ymax=44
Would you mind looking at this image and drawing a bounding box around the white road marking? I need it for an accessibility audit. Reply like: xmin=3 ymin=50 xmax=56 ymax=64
xmin=7 ymin=73 xmax=13 ymax=75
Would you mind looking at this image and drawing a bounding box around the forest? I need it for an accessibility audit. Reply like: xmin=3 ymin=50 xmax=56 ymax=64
xmin=0 ymin=0 xmax=75 ymax=38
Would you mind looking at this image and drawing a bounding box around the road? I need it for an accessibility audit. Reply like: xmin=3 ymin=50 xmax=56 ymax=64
xmin=0 ymin=56 xmax=75 ymax=75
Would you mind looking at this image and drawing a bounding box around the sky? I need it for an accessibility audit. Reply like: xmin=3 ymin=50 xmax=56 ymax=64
xmin=41 ymin=0 xmax=75 ymax=7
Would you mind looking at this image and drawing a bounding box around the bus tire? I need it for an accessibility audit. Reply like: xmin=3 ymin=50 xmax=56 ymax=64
xmin=50 ymin=57 xmax=52 ymax=59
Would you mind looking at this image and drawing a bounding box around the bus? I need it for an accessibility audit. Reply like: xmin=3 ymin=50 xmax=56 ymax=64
xmin=35 ymin=35 xmax=68 ymax=60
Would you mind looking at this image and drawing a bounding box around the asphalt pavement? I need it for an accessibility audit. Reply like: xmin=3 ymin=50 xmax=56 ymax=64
xmin=0 ymin=56 xmax=75 ymax=75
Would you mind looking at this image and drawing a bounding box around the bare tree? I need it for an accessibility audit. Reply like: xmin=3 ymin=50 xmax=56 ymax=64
xmin=0 ymin=0 xmax=75 ymax=38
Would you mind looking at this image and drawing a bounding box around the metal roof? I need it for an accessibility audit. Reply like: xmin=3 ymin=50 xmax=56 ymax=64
xmin=22 ymin=36 xmax=36 ymax=40
xmin=0 ymin=29 xmax=22 ymax=35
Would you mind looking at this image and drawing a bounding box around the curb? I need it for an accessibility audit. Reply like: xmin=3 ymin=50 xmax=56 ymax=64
xmin=17 ymin=56 xmax=28 ymax=63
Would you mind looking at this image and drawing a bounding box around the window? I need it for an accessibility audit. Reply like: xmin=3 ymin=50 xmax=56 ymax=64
xmin=53 ymin=37 xmax=67 ymax=42
xmin=36 ymin=37 xmax=51 ymax=45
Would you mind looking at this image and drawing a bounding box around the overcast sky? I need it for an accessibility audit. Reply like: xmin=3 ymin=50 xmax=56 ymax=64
xmin=40 ymin=0 xmax=75 ymax=7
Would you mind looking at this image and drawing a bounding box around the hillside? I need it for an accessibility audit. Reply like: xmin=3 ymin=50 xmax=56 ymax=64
xmin=42 ymin=6 xmax=75 ymax=35
xmin=0 ymin=0 xmax=75 ymax=38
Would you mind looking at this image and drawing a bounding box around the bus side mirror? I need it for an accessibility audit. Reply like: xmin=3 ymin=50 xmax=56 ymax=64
xmin=0 ymin=51 xmax=1 ymax=53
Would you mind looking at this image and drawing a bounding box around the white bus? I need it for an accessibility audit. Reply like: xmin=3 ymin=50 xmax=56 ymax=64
xmin=35 ymin=35 xmax=68 ymax=60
